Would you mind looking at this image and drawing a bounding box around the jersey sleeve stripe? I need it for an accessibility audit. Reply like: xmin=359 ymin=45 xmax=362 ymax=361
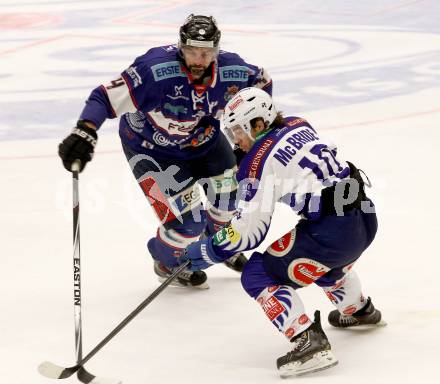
xmin=100 ymin=85 xmax=117 ymax=118
xmin=121 ymin=72 xmax=139 ymax=110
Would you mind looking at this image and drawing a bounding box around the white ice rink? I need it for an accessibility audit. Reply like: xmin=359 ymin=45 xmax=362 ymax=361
xmin=1 ymin=1 xmax=439 ymax=383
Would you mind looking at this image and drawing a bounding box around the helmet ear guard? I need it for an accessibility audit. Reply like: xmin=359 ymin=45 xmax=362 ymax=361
xmin=222 ymin=88 xmax=276 ymax=146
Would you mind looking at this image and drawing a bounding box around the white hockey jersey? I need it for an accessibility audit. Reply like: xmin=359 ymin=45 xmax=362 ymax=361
xmin=211 ymin=116 xmax=351 ymax=258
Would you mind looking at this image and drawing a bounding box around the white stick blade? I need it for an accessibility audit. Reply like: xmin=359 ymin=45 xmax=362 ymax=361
xmin=38 ymin=361 xmax=66 ymax=378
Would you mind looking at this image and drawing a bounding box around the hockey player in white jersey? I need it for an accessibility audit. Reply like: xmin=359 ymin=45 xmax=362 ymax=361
xmin=179 ymin=88 xmax=384 ymax=376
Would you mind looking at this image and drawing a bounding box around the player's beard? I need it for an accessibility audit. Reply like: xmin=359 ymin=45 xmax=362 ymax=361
xmin=189 ymin=65 xmax=207 ymax=79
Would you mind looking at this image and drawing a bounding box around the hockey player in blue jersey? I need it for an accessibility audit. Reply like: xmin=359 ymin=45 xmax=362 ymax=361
xmin=58 ymin=14 xmax=272 ymax=288
xmin=180 ymin=88 xmax=384 ymax=375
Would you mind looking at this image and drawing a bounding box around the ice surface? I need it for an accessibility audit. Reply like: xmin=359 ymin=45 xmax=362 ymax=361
xmin=1 ymin=1 xmax=439 ymax=383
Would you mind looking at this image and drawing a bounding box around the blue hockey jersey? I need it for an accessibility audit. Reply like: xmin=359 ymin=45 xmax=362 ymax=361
xmin=79 ymin=44 xmax=272 ymax=159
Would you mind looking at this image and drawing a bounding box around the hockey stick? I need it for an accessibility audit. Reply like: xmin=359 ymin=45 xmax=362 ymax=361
xmin=39 ymin=161 xmax=119 ymax=384
xmin=71 ymin=161 xmax=103 ymax=383
xmin=38 ymin=256 xmax=191 ymax=380
xmin=72 ymin=160 xmax=120 ymax=384
xmin=71 ymin=162 xmax=116 ymax=384
xmin=73 ymin=162 xmax=118 ymax=383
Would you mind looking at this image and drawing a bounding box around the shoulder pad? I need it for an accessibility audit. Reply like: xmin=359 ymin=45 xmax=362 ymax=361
xmin=282 ymin=116 xmax=315 ymax=132
xmin=143 ymin=45 xmax=179 ymax=61
xmin=217 ymin=50 xmax=243 ymax=63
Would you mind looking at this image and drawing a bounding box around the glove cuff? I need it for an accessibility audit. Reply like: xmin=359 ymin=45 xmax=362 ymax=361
xmin=73 ymin=120 xmax=98 ymax=147
xmin=205 ymin=237 xmax=225 ymax=264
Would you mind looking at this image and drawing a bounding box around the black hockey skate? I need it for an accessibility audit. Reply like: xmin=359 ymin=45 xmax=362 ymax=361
xmin=277 ymin=311 xmax=338 ymax=377
xmin=153 ymin=260 xmax=209 ymax=289
xmin=223 ymin=252 xmax=248 ymax=272
xmin=328 ymin=297 xmax=386 ymax=328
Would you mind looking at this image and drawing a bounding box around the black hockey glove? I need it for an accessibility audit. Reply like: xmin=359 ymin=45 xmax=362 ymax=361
xmin=58 ymin=120 xmax=98 ymax=172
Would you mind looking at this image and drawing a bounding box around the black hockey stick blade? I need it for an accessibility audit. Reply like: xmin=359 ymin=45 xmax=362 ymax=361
xmin=38 ymin=362 xmax=121 ymax=384
xmin=78 ymin=367 xmax=97 ymax=383
xmin=78 ymin=366 xmax=122 ymax=384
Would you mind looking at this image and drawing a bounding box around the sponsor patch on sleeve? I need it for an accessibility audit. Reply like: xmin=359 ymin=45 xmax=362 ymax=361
xmin=213 ymin=224 xmax=241 ymax=246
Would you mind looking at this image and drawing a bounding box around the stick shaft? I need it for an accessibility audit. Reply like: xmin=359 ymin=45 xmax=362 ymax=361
xmin=78 ymin=259 xmax=190 ymax=367
xmin=72 ymin=161 xmax=84 ymax=363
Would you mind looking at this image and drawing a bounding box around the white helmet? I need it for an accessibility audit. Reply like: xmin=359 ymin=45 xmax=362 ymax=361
xmin=222 ymin=87 xmax=276 ymax=146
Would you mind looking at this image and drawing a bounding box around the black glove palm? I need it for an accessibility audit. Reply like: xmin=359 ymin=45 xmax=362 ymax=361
xmin=58 ymin=121 xmax=98 ymax=172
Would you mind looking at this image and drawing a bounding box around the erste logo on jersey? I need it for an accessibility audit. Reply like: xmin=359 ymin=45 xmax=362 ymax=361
xmin=219 ymin=65 xmax=254 ymax=82
xmin=151 ymin=61 xmax=186 ymax=81
xmin=287 ymin=258 xmax=330 ymax=286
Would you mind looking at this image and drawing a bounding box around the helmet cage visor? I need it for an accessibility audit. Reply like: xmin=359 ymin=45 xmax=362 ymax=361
xmin=223 ymin=123 xmax=253 ymax=148
xmin=180 ymin=45 xmax=219 ymax=62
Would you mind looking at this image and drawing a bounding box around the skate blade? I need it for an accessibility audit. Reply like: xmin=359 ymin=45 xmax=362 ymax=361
xmin=359 ymin=319 xmax=387 ymax=328
xmin=279 ymin=350 xmax=338 ymax=378
xmin=157 ymin=277 xmax=209 ymax=290
xmin=347 ymin=320 xmax=388 ymax=329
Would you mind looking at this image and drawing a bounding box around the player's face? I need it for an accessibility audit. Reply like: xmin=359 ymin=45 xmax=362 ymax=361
xmin=227 ymin=125 xmax=254 ymax=152
xmin=181 ymin=46 xmax=217 ymax=79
